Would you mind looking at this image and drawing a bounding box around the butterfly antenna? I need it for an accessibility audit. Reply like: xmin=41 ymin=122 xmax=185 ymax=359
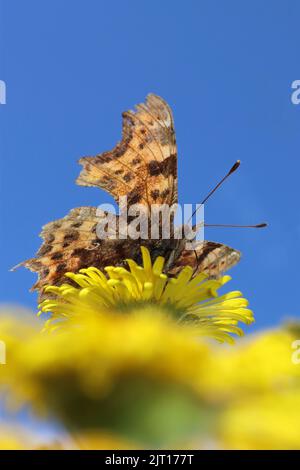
xmin=204 ymin=222 xmax=268 ymax=229
xmin=187 ymin=160 xmax=241 ymax=225
xmin=200 ymin=160 xmax=241 ymax=206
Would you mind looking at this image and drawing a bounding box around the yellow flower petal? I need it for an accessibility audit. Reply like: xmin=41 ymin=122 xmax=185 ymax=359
xmin=39 ymin=247 xmax=254 ymax=343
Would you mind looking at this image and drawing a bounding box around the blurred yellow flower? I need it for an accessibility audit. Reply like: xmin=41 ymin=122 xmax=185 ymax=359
xmin=39 ymin=246 xmax=253 ymax=343
xmin=5 ymin=310 xmax=217 ymax=447
xmin=1 ymin=305 xmax=299 ymax=449
xmin=219 ymin=391 xmax=300 ymax=450
xmin=202 ymin=327 xmax=300 ymax=400
xmin=0 ymin=425 xmax=43 ymax=450
xmin=0 ymin=429 xmax=26 ymax=450
xmin=0 ymin=314 xmax=39 ymax=390
xmin=203 ymin=326 xmax=300 ymax=449
xmin=72 ymin=431 xmax=139 ymax=450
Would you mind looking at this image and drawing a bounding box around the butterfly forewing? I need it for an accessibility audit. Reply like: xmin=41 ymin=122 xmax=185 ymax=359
xmin=77 ymin=94 xmax=177 ymax=208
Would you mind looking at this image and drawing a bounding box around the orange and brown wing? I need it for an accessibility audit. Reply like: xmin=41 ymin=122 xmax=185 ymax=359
xmin=14 ymin=207 xmax=134 ymax=297
xmin=168 ymin=241 xmax=241 ymax=278
xmin=76 ymin=94 xmax=177 ymax=208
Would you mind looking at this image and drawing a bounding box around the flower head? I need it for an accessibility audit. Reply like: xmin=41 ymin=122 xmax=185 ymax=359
xmin=39 ymin=247 xmax=253 ymax=342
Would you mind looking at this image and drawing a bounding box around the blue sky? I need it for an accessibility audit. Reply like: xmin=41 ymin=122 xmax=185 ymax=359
xmin=0 ymin=0 xmax=299 ymax=330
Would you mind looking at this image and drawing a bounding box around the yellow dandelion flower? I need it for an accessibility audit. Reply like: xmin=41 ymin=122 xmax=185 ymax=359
xmin=39 ymin=246 xmax=253 ymax=343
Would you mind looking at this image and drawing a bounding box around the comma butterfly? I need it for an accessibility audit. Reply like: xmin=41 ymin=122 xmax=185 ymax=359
xmin=17 ymin=94 xmax=241 ymax=298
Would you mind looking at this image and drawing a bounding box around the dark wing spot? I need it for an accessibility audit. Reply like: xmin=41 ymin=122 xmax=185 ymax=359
xmin=71 ymin=222 xmax=83 ymax=228
xmin=56 ymin=263 xmax=67 ymax=273
xmin=51 ymin=252 xmax=63 ymax=260
xmin=38 ymin=244 xmax=53 ymax=256
xmin=132 ymin=158 xmax=141 ymax=165
xmin=42 ymin=267 xmax=50 ymax=277
xmin=99 ymin=153 xmax=113 ymax=163
xmin=123 ymin=172 xmax=133 ymax=183
xmin=127 ymin=189 xmax=142 ymax=205
xmin=148 ymin=154 xmax=177 ymax=177
xmin=63 ymin=232 xmax=80 ymax=242
xmin=161 ymin=154 xmax=177 ymax=178
xmin=148 ymin=160 xmax=161 ymax=176
xmin=161 ymin=188 xmax=170 ymax=199
xmin=196 ymin=243 xmax=219 ymax=266
xmin=150 ymin=189 xmax=160 ymax=201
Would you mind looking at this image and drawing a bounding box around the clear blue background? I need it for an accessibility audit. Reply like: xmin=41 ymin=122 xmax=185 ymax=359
xmin=1 ymin=0 xmax=299 ymax=330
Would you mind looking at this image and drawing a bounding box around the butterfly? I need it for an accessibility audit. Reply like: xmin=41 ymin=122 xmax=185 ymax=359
xmin=17 ymin=94 xmax=241 ymax=299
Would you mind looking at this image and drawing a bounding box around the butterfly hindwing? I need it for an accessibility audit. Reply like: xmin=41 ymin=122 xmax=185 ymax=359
xmin=16 ymin=207 xmax=125 ymax=295
xmin=168 ymin=241 xmax=241 ymax=278
xmin=17 ymin=206 xmax=178 ymax=299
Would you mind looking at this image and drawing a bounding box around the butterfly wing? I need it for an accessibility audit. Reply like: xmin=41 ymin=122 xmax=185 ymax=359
xmin=14 ymin=207 xmax=135 ymax=297
xmin=168 ymin=241 xmax=241 ymax=277
xmin=17 ymin=94 xmax=241 ymax=299
xmin=76 ymin=94 xmax=177 ymax=208
xmin=17 ymin=95 xmax=179 ymax=298
xmin=15 ymin=206 xmax=175 ymax=299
